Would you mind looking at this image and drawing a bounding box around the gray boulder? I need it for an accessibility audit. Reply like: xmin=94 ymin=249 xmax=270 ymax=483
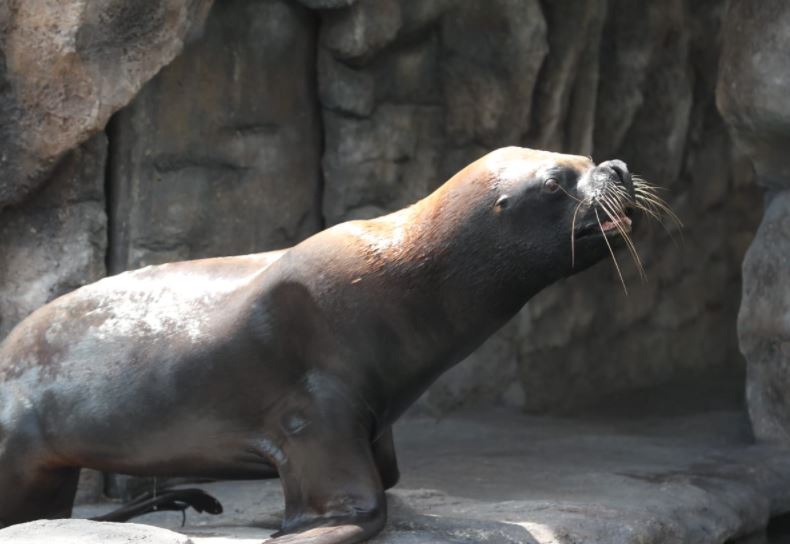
xmin=0 ymin=0 xmax=213 ymax=210
xmin=107 ymin=0 xmax=322 ymax=272
xmin=0 ymin=519 xmax=193 ymax=544
xmin=0 ymin=134 xmax=107 ymax=339
xmin=718 ymin=0 xmax=790 ymax=190
xmin=718 ymin=0 xmax=790 ymax=444
xmin=739 ymin=191 xmax=790 ymax=444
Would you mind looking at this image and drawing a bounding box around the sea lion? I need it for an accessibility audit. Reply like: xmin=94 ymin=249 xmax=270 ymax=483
xmin=0 ymin=147 xmax=662 ymax=543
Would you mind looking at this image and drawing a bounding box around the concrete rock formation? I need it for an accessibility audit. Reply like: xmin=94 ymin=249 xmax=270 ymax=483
xmin=0 ymin=0 xmax=213 ymax=210
xmin=71 ymin=410 xmax=790 ymax=544
xmin=0 ymin=0 xmax=784 ymax=504
xmin=0 ymin=519 xmax=194 ymax=544
xmin=738 ymin=192 xmax=790 ymax=444
xmin=107 ymin=0 xmax=322 ymax=271
xmin=0 ymin=0 xmax=765 ymax=420
xmin=334 ymin=0 xmax=759 ymax=414
xmin=0 ymin=134 xmax=107 ymax=339
xmin=718 ymin=0 xmax=790 ymax=445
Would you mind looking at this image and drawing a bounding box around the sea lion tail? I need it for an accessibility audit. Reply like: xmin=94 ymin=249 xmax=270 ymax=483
xmin=90 ymin=488 xmax=223 ymax=523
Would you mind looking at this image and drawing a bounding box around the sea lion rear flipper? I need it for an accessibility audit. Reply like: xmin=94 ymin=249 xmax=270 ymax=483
xmin=90 ymin=488 xmax=223 ymax=523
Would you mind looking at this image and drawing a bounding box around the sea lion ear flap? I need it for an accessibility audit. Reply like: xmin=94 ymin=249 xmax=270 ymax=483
xmin=494 ymin=194 xmax=510 ymax=210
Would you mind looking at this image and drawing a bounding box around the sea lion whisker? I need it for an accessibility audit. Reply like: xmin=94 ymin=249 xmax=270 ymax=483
xmin=633 ymin=198 xmax=665 ymax=222
xmin=634 ymin=191 xmax=683 ymax=229
xmin=595 ymin=208 xmax=628 ymax=295
xmin=631 ymin=200 xmax=661 ymax=220
xmin=632 ymin=179 xmax=655 ymax=187
xmin=557 ymin=183 xmax=582 ymax=203
xmin=629 ymin=180 xmax=684 ymax=245
xmin=570 ymin=199 xmax=586 ymax=268
xmin=600 ymin=191 xmax=627 ymax=217
xmin=599 ymin=185 xmax=643 ymax=265
xmin=597 ymin=197 xmax=645 ymax=280
xmin=632 ymin=177 xmax=665 ymax=191
xmin=605 ymin=183 xmax=636 ymax=213
xmin=632 ymin=200 xmax=684 ymax=246
xmin=616 ymin=177 xmax=677 ymax=229
xmin=610 ymin=185 xmax=634 ymax=206
xmin=631 ymin=179 xmax=682 ymax=225
xmin=632 ymin=184 xmax=669 ymax=205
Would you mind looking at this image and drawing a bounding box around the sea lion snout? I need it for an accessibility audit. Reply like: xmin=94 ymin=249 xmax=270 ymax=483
xmin=596 ymin=159 xmax=633 ymax=195
xmin=581 ymin=159 xmax=633 ymax=196
xmin=598 ymin=159 xmax=629 ymax=180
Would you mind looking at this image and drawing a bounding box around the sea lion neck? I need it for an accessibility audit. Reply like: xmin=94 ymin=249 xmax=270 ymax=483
xmin=399 ymin=164 xmax=546 ymax=309
xmin=338 ymin=177 xmax=546 ymax=420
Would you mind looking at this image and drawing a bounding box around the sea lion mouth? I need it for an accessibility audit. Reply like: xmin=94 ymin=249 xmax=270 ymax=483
xmin=569 ymin=172 xmax=680 ymax=295
xmin=600 ymin=213 xmax=632 ymax=233
xmin=575 ymin=207 xmax=634 ymax=239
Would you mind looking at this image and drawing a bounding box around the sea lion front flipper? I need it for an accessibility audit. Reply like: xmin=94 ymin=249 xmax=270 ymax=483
xmin=372 ymin=426 xmax=400 ymax=491
xmin=270 ymin=524 xmax=377 ymax=544
xmin=268 ymin=387 xmax=386 ymax=544
xmin=272 ymin=437 xmax=386 ymax=544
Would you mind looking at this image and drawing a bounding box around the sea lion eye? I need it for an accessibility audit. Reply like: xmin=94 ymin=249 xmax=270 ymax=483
xmin=544 ymin=178 xmax=560 ymax=193
xmin=494 ymin=194 xmax=509 ymax=210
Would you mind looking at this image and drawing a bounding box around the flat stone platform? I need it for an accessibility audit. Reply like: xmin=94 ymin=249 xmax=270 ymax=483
xmin=62 ymin=408 xmax=790 ymax=544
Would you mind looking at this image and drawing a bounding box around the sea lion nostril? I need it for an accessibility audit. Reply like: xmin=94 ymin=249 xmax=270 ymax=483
xmin=599 ymin=159 xmax=630 ymax=186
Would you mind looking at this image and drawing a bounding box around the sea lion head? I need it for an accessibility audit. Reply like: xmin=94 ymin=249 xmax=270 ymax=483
xmin=437 ymin=146 xmax=668 ymax=289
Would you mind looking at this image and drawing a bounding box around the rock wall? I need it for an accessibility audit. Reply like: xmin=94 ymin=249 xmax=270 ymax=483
xmin=0 ymin=0 xmax=214 ymax=338
xmin=718 ymin=1 xmax=790 ymax=444
xmin=509 ymin=0 xmax=762 ymax=413
xmin=0 ymin=134 xmax=107 ymax=338
xmin=0 ymin=0 xmax=767 ymax=425
xmin=312 ymin=0 xmax=762 ymax=414
xmin=107 ymin=0 xmax=321 ymax=271
xmin=0 ymin=0 xmax=214 ymax=209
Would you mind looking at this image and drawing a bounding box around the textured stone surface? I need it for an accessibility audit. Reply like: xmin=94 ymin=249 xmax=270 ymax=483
xmin=0 ymin=519 xmax=193 ymax=544
xmin=718 ymin=1 xmax=790 ymax=191
xmin=74 ymin=408 xmax=790 ymax=544
xmin=316 ymin=0 xmax=549 ymax=409
xmin=0 ymin=0 xmax=771 ymax=428
xmin=321 ymin=0 xmax=402 ymax=63
xmin=320 ymin=0 xmax=547 ymax=224
xmin=527 ymin=0 xmax=606 ymax=153
xmin=0 ymin=0 xmax=213 ymax=210
xmin=717 ymin=1 xmax=790 ymax=444
xmin=294 ymin=0 xmax=357 ymax=10
xmin=101 ymin=0 xmax=323 ymax=497
xmin=481 ymin=0 xmax=758 ymax=413
xmin=317 ymin=0 xmax=760 ymax=413
xmin=739 ymin=191 xmax=790 ymax=444
xmin=0 ymin=134 xmax=107 ymax=339
xmin=107 ymin=0 xmax=322 ymax=272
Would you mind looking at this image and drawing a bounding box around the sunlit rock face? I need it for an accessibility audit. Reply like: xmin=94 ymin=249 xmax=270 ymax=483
xmin=106 ymin=0 xmax=322 ymax=272
xmin=0 ymin=0 xmax=777 ymax=505
xmin=0 ymin=0 xmax=212 ymax=340
xmin=718 ymin=1 xmax=790 ymax=444
xmin=0 ymin=0 xmax=214 ymax=210
xmin=0 ymin=134 xmax=107 ymax=339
